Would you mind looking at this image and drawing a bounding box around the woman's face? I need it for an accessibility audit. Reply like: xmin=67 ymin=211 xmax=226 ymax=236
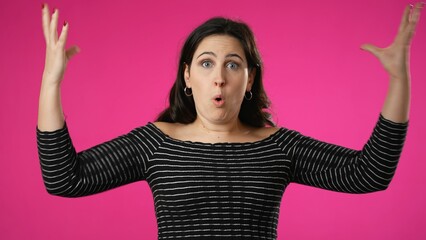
xmin=184 ymin=34 xmax=255 ymax=124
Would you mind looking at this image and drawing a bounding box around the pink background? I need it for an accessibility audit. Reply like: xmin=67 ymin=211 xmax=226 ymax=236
xmin=1 ymin=0 xmax=425 ymax=239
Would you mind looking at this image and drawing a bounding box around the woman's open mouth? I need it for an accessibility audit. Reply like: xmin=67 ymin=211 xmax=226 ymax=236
xmin=212 ymin=95 xmax=225 ymax=107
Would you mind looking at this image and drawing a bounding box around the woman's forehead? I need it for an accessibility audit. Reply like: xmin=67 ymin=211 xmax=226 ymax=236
xmin=194 ymin=35 xmax=245 ymax=59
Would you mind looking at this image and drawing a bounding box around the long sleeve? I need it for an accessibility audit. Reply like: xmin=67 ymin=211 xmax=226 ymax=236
xmin=37 ymin=123 xmax=162 ymax=197
xmin=288 ymin=114 xmax=408 ymax=193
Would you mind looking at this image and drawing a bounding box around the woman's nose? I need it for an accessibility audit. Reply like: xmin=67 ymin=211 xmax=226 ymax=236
xmin=214 ymin=68 xmax=225 ymax=87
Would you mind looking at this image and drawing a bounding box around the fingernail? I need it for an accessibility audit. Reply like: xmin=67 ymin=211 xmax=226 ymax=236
xmin=63 ymin=21 xmax=68 ymax=26
xmin=41 ymin=3 xmax=45 ymax=9
xmin=53 ymin=8 xmax=57 ymax=14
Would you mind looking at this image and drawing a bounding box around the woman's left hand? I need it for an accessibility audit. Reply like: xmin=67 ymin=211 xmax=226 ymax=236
xmin=361 ymin=2 xmax=423 ymax=81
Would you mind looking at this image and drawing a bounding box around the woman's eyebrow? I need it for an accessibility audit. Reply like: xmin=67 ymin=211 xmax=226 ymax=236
xmin=196 ymin=52 xmax=244 ymax=62
xmin=225 ymin=53 xmax=244 ymax=62
xmin=197 ymin=51 xmax=216 ymax=59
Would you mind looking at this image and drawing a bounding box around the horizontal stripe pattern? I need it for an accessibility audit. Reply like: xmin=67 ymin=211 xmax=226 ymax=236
xmin=37 ymin=114 xmax=407 ymax=239
xmin=288 ymin=115 xmax=408 ymax=193
xmin=37 ymin=123 xmax=163 ymax=197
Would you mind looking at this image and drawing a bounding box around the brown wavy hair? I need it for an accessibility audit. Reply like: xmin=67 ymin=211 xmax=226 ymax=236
xmin=156 ymin=17 xmax=274 ymax=127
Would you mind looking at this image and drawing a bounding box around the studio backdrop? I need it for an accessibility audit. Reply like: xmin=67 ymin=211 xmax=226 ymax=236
xmin=0 ymin=0 xmax=425 ymax=239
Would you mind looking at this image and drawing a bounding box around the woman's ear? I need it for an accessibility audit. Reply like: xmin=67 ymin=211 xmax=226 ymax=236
xmin=247 ymin=67 xmax=256 ymax=91
xmin=184 ymin=63 xmax=191 ymax=88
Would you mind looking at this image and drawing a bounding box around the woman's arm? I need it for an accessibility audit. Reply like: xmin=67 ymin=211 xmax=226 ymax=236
xmin=36 ymin=5 xmax=158 ymax=198
xmin=37 ymin=123 xmax=162 ymax=197
xmin=288 ymin=3 xmax=423 ymax=193
xmin=38 ymin=4 xmax=79 ymax=131
xmin=361 ymin=2 xmax=423 ymax=123
xmin=289 ymin=115 xmax=407 ymax=193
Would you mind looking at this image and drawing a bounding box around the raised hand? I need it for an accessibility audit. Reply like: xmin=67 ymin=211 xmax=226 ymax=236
xmin=361 ymin=2 xmax=424 ymax=123
xmin=38 ymin=4 xmax=80 ymax=131
xmin=41 ymin=3 xmax=79 ymax=86
xmin=361 ymin=2 xmax=423 ymax=81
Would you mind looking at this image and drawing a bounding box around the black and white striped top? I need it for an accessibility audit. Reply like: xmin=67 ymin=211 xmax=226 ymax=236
xmin=37 ymin=114 xmax=408 ymax=240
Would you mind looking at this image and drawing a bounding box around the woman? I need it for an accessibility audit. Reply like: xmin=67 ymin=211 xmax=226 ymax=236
xmin=37 ymin=3 xmax=422 ymax=239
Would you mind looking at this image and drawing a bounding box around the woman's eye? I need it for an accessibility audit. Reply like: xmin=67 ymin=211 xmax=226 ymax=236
xmin=227 ymin=62 xmax=239 ymax=69
xmin=201 ymin=61 xmax=212 ymax=68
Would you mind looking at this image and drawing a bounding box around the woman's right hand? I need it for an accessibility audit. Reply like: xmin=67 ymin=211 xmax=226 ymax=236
xmin=41 ymin=3 xmax=79 ymax=86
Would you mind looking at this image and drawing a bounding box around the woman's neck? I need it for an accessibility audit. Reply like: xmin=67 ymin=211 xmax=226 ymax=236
xmin=192 ymin=116 xmax=249 ymax=137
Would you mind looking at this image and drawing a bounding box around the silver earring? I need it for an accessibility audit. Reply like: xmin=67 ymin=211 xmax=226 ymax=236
xmin=184 ymin=87 xmax=193 ymax=97
xmin=244 ymin=91 xmax=253 ymax=100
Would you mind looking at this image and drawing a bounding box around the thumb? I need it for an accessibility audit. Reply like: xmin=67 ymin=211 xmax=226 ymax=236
xmin=66 ymin=45 xmax=80 ymax=60
xmin=360 ymin=43 xmax=381 ymax=57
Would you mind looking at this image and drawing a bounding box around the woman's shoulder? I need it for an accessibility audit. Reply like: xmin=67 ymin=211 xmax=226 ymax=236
xmin=151 ymin=121 xmax=185 ymax=139
xmin=151 ymin=121 xmax=181 ymax=132
xmin=251 ymin=125 xmax=281 ymax=140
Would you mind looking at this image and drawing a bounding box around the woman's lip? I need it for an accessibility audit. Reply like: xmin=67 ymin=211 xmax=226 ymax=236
xmin=213 ymin=94 xmax=223 ymax=100
xmin=212 ymin=94 xmax=225 ymax=107
xmin=212 ymin=98 xmax=225 ymax=107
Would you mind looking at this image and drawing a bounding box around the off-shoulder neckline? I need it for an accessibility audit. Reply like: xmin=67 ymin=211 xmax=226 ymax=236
xmin=147 ymin=122 xmax=285 ymax=147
